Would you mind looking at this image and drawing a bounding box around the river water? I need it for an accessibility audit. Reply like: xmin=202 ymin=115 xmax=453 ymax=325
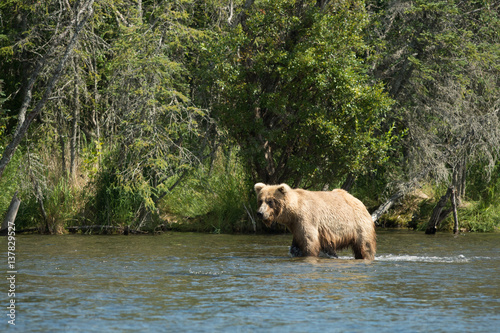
xmin=1 ymin=230 xmax=499 ymax=332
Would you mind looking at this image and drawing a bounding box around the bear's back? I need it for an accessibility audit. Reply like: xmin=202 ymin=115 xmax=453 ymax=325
xmin=291 ymin=188 xmax=372 ymax=225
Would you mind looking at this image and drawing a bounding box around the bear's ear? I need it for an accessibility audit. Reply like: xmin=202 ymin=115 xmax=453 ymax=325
xmin=254 ymin=183 xmax=266 ymax=194
xmin=277 ymin=183 xmax=291 ymax=194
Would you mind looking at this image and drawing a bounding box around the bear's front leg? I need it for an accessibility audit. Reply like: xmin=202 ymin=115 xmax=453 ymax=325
xmin=321 ymin=244 xmax=339 ymax=258
xmin=302 ymin=228 xmax=322 ymax=256
xmin=290 ymin=230 xmax=321 ymax=257
xmin=290 ymin=238 xmax=303 ymax=257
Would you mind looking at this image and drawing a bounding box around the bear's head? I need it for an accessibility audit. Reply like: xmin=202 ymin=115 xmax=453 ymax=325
xmin=254 ymin=183 xmax=291 ymax=226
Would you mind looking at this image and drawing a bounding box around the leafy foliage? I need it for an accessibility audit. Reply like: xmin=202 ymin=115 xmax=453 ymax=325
xmin=205 ymin=0 xmax=395 ymax=187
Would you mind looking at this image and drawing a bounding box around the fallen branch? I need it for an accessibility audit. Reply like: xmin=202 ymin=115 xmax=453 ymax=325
xmin=371 ymin=190 xmax=404 ymax=223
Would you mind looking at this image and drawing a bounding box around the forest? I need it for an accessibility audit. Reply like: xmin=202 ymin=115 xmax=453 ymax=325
xmin=0 ymin=0 xmax=499 ymax=234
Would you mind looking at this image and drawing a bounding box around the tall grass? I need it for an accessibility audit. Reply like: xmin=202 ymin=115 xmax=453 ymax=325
xmin=7 ymin=134 xmax=90 ymax=233
xmin=14 ymin=170 xmax=83 ymax=233
xmin=42 ymin=178 xmax=80 ymax=233
xmin=454 ymin=201 xmax=500 ymax=232
xmin=162 ymin=149 xmax=255 ymax=233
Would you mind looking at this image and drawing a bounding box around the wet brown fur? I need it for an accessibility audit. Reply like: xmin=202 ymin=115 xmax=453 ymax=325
xmin=255 ymin=183 xmax=376 ymax=260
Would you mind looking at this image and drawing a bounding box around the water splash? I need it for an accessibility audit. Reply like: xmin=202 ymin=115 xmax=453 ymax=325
xmin=375 ymin=254 xmax=470 ymax=263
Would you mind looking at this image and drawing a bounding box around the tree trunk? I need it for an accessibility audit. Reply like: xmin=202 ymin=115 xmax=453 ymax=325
xmin=460 ymin=156 xmax=466 ymax=198
xmin=59 ymin=134 xmax=66 ymax=176
xmin=451 ymin=187 xmax=459 ymax=234
xmin=341 ymin=173 xmax=356 ymax=192
xmin=137 ymin=0 xmax=143 ymax=22
xmin=0 ymin=0 xmax=94 ymax=180
xmin=454 ymin=156 xmax=467 ymax=200
xmin=37 ymin=183 xmax=49 ymax=233
xmin=425 ymin=186 xmax=454 ymax=234
xmin=13 ymin=61 xmax=44 ymax=139
xmin=1 ymin=192 xmax=21 ymax=233
xmin=70 ymin=57 xmax=80 ymax=178
xmin=93 ymin=47 xmax=101 ymax=166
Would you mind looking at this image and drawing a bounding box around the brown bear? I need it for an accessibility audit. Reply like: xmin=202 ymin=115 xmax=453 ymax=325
xmin=254 ymin=183 xmax=376 ymax=260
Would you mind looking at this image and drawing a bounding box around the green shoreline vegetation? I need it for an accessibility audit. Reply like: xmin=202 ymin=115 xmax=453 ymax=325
xmin=2 ymin=144 xmax=499 ymax=234
xmin=1 ymin=1 xmax=499 ymax=235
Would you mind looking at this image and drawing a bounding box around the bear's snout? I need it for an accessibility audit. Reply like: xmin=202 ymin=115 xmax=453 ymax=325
xmin=256 ymin=207 xmax=268 ymax=220
xmin=256 ymin=207 xmax=272 ymax=224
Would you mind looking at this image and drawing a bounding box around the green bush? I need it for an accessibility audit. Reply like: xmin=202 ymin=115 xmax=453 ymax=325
xmin=86 ymin=161 xmax=143 ymax=228
xmin=162 ymin=149 xmax=254 ymax=233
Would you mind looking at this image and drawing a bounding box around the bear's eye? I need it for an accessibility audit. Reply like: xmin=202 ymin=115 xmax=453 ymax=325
xmin=266 ymin=199 xmax=274 ymax=208
xmin=258 ymin=200 xmax=263 ymax=206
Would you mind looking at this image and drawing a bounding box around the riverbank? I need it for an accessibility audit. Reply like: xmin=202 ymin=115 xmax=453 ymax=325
xmin=2 ymin=151 xmax=499 ymax=235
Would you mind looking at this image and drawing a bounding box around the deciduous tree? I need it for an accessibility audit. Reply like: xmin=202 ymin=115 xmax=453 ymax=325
xmin=204 ymin=0 xmax=395 ymax=188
